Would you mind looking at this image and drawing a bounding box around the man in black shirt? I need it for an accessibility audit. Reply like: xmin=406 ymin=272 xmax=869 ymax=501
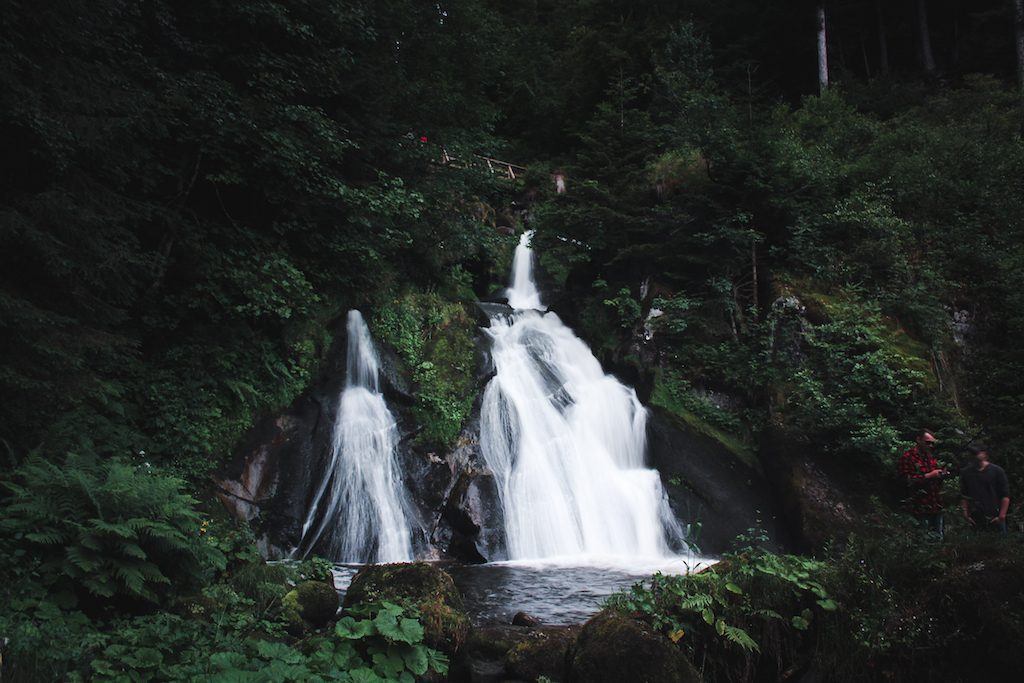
xmin=959 ymin=445 xmax=1010 ymax=533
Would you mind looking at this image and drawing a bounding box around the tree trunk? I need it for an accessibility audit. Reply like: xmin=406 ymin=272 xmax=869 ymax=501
xmin=875 ymin=0 xmax=890 ymax=75
xmin=1015 ymin=0 xmax=1024 ymax=92
xmin=917 ymin=0 xmax=937 ymax=76
xmin=861 ymin=33 xmax=872 ymax=78
xmin=817 ymin=5 xmax=829 ymax=92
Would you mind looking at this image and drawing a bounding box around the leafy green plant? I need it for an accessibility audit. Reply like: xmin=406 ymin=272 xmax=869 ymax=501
xmin=603 ymin=287 xmax=642 ymax=330
xmin=0 ymin=453 xmax=224 ymax=606
xmin=372 ymin=292 xmax=476 ymax=447
xmin=295 ymin=556 xmax=336 ymax=584
xmin=608 ymin=536 xmax=838 ymax=680
xmin=325 ymin=601 xmax=450 ymax=681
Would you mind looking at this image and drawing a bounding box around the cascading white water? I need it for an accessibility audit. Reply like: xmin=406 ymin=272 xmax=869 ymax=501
xmin=298 ymin=310 xmax=413 ymax=563
xmin=481 ymin=231 xmax=684 ymax=561
xmin=506 ymin=232 xmax=546 ymax=311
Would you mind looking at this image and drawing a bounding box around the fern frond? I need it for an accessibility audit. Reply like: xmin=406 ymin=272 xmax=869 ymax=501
xmin=723 ymin=624 xmax=760 ymax=653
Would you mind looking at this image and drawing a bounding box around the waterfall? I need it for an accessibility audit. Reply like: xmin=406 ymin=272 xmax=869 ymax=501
xmin=480 ymin=231 xmax=683 ymax=561
xmin=506 ymin=231 xmax=545 ymax=311
xmin=298 ymin=310 xmax=413 ymax=563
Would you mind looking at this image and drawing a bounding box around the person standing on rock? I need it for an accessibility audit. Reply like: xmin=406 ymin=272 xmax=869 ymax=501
xmin=960 ymin=444 xmax=1010 ymax=534
xmin=897 ymin=430 xmax=949 ymax=538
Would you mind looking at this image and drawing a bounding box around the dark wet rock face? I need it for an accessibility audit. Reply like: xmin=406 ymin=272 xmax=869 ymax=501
xmin=436 ymin=469 xmax=506 ymax=563
xmin=647 ymin=407 xmax=791 ymax=554
xmin=567 ymin=610 xmax=700 ymax=683
xmin=759 ymin=427 xmax=860 ymax=552
xmin=215 ymin=388 xmax=330 ymax=558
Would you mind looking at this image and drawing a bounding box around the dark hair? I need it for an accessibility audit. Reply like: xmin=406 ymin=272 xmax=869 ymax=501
xmin=968 ymin=444 xmax=990 ymax=456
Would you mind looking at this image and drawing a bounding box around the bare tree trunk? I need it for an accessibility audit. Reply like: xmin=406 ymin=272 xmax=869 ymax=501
xmin=875 ymin=0 xmax=890 ymax=75
xmin=751 ymin=241 xmax=759 ymax=313
xmin=1015 ymin=0 xmax=1024 ymax=92
xmin=876 ymin=0 xmax=892 ymax=75
xmin=917 ymin=0 xmax=937 ymax=76
xmin=951 ymin=2 xmax=960 ymax=68
xmin=861 ymin=33 xmax=872 ymax=78
xmin=817 ymin=4 xmax=829 ymax=92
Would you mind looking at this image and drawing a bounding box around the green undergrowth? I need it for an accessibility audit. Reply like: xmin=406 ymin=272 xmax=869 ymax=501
xmin=610 ymin=519 xmax=1024 ymax=682
xmin=0 ymin=453 xmax=445 ymax=682
xmin=793 ymin=281 xmax=937 ymax=386
xmin=608 ymin=531 xmax=837 ymax=680
xmin=372 ymin=290 xmax=478 ymax=449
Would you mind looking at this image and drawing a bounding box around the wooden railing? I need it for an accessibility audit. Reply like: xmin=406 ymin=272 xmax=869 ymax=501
xmin=440 ymin=148 xmax=528 ymax=180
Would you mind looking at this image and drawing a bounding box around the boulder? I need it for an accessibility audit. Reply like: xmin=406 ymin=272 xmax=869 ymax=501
xmin=428 ymin=400 xmax=508 ymax=563
xmin=291 ymin=580 xmax=340 ymax=627
xmin=453 ymin=625 xmax=534 ymax=682
xmin=567 ymin=610 xmax=701 ymax=683
xmin=512 ymin=611 xmax=542 ymax=627
xmin=343 ymin=562 xmax=470 ymax=655
xmin=506 ymin=626 xmax=579 ymax=682
xmin=462 ymin=625 xmax=532 ymax=660
xmin=280 ymin=592 xmax=307 ymax=637
xmin=281 ymin=580 xmax=339 ymax=634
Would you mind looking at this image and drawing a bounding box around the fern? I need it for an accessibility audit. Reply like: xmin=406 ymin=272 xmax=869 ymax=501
xmin=722 ymin=624 xmax=760 ymax=653
xmin=679 ymin=593 xmax=714 ymax=611
xmin=0 ymin=452 xmax=224 ymax=605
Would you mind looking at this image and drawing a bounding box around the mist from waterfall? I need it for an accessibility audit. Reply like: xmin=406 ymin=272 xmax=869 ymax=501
xmin=297 ymin=310 xmax=413 ymax=563
xmin=480 ymin=231 xmax=684 ymax=561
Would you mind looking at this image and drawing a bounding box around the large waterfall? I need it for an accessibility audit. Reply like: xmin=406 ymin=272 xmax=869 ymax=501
xmin=480 ymin=231 xmax=683 ymax=561
xmin=297 ymin=310 xmax=413 ymax=563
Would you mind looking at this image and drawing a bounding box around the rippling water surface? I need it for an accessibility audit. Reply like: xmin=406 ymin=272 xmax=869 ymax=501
xmin=333 ymin=556 xmax=713 ymax=626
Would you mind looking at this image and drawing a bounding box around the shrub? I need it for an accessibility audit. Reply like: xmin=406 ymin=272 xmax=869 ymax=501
xmin=0 ymin=453 xmax=224 ymax=606
xmin=608 ymin=532 xmax=838 ymax=681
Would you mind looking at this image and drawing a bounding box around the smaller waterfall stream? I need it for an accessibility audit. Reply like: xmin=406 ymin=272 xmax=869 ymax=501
xmin=480 ymin=231 xmax=684 ymax=562
xmin=298 ymin=310 xmax=413 ymax=563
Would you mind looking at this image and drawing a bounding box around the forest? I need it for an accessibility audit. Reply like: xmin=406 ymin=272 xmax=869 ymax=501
xmin=3 ymin=0 xmax=1024 ymax=681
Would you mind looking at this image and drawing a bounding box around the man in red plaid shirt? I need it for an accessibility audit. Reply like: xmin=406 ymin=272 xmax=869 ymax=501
xmin=897 ymin=430 xmax=949 ymax=537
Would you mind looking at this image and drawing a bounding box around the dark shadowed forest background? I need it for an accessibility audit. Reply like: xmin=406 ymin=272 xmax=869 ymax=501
xmin=3 ymin=1 xmax=1024 ymax=681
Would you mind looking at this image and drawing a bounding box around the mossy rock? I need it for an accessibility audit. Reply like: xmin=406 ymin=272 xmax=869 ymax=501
xmin=344 ymin=562 xmax=470 ymax=655
xmin=283 ymin=580 xmax=339 ymax=630
xmin=297 ymin=580 xmax=340 ymax=626
xmin=505 ymin=626 xmax=579 ymax=682
xmin=568 ymin=610 xmax=700 ymax=683
xmin=281 ymin=590 xmax=306 ymax=637
xmin=463 ymin=625 xmax=529 ymax=660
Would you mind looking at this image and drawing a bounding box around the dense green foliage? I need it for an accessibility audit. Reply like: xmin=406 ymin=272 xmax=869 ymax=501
xmin=0 ymin=454 xmax=445 ymax=681
xmin=4 ymin=0 xmax=1024 ymax=680
xmin=372 ymin=290 xmax=480 ymax=449
xmin=528 ymin=33 xmax=1024 ymax=493
xmin=611 ymin=524 xmax=1024 ymax=681
xmin=0 ymin=0 xmax=509 ymax=476
xmin=1 ymin=453 xmax=223 ymax=605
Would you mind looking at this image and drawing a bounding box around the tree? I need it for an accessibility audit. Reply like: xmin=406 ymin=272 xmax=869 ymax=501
xmin=1015 ymin=0 xmax=1024 ymax=92
xmin=876 ymin=0 xmax=890 ymax=76
xmin=818 ymin=4 xmax=830 ymax=92
xmin=917 ymin=0 xmax=937 ymax=75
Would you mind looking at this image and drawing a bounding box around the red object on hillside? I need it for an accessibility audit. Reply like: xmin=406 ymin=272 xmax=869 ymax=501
xmin=419 ymin=135 xmax=428 ymax=143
